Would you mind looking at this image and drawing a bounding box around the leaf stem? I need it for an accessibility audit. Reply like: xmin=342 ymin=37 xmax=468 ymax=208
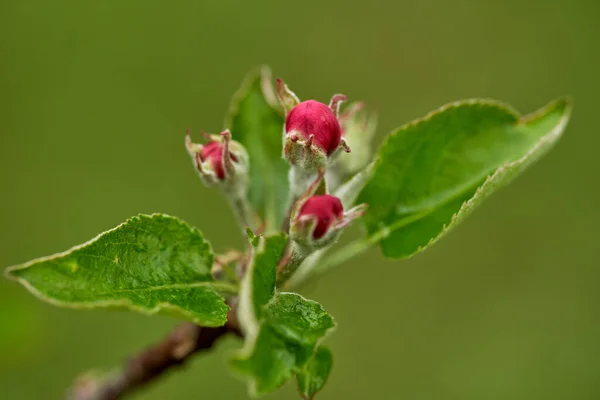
xmin=220 ymin=262 xmax=240 ymax=284
xmin=211 ymin=281 xmax=240 ymax=295
xmin=287 ymin=167 xmax=319 ymax=209
xmin=276 ymin=242 xmax=308 ymax=286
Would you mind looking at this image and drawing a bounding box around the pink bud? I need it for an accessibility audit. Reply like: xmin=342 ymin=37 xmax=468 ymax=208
xmin=297 ymin=195 xmax=344 ymax=239
xmin=200 ymin=141 xmax=238 ymax=180
xmin=285 ymin=100 xmax=342 ymax=156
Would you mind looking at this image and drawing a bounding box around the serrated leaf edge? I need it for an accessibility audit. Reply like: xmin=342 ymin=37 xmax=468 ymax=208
xmin=368 ymin=97 xmax=572 ymax=258
xmin=415 ymin=97 xmax=572 ymax=256
xmin=5 ymin=214 xmax=212 ymax=274
xmin=233 ymin=292 xmax=337 ymax=398
xmin=4 ymin=213 xmax=230 ymax=327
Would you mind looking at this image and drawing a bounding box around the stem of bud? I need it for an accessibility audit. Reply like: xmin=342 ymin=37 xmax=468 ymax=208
xmin=287 ymin=166 xmax=319 ymax=207
xmin=226 ymin=189 xmax=255 ymax=233
xmin=276 ymin=241 xmax=310 ymax=286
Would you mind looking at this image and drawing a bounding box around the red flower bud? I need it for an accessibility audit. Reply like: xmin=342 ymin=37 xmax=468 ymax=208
xmin=297 ymin=195 xmax=344 ymax=239
xmin=285 ymin=100 xmax=342 ymax=156
xmin=199 ymin=141 xmax=238 ymax=180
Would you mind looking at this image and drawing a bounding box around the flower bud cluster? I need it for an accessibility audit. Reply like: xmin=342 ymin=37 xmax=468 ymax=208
xmin=186 ymin=74 xmax=375 ymax=286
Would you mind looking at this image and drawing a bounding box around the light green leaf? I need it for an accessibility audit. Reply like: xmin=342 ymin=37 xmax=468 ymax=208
xmin=232 ymin=292 xmax=336 ymax=397
xmin=263 ymin=294 xmax=335 ymax=347
xmin=233 ymin=231 xmax=335 ymax=397
xmin=238 ymin=232 xmax=287 ymax=338
xmin=4 ymin=214 xmax=231 ymax=327
xmin=297 ymin=346 xmax=333 ymax=400
xmin=358 ymin=98 xmax=572 ymax=258
xmin=225 ymin=66 xmax=289 ymax=233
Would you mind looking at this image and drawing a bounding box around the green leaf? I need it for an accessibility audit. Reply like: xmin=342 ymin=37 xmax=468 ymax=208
xmin=232 ymin=292 xmax=336 ymax=397
xmin=225 ymin=66 xmax=289 ymax=233
xmin=262 ymin=294 xmax=335 ymax=347
xmin=358 ymin=97 xmax=572 ymax=258
xmin=234 ymin=233 xmax=335 ymax=397
xmin=297 ymin=346 xmax=333 ymax=400
xmin=238 ymin=232 xmax=287 ymax=335
xmin=4 ymin=214 xmax=231 ymax=327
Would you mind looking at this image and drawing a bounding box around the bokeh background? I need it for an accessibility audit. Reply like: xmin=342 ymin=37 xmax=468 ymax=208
xmin=1 ymin=0 xmax=599 ymax=399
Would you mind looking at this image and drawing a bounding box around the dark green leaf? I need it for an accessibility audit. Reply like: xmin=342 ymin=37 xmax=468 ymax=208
xmin=358 ymin=98 xmax=572 ymax=258
xmin=225 ymin=66 xmax=289 ymax=232
xmin=233 ymin=292 xmax=335 ymax=397
xmin=297 ymin=346 xmax=333 ymax=400
xmin=4 ymin=214 xmax=231 ymax=326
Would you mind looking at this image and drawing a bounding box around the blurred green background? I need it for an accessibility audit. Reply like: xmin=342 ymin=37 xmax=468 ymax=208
xmin=1 ymin=0 xmax=599 ymax=399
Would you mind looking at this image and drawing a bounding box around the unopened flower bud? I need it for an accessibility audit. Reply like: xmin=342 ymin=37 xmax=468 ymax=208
xmin=185 ymin=129 xmax=249 ymax=189
xmin=277 ymin=79 xmax=351 ymax=171
xmin=200 ymin=141 xmax=236 ymax=180
xmin=186 ymin=129 xmax=255 ymax=231
xmin=277 ymin=174 xmax=368 ymax=285
xmin=286 ymin=100 xmax=341 ymax=156
xmin=297 ymin=195 xmax=344 ymax=239
xmin=289 ymin=175 xmax=367 ymax=250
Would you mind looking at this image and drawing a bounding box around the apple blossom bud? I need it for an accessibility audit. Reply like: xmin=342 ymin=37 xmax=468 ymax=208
xmin=186 ymin=129 xmax=254 ymax=230
xmin=277 ymin=79 xmax=351 ymax=172
xmin=286 ymin=101 xmax=342 ymax=157
xmin=297 ymin=195 xmax=344 ymax=239
xmin=278 ymin=174 xmax=368 ymax=285
xmin=289 ymin=175 xmax=367 ymax=250
xmin=199 ymin=141 xmax=238 ymax=180
xmin=185 ymin=129 xmax=249 ymax=188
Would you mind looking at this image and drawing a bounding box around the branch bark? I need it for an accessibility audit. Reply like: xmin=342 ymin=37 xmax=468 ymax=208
xmin=69 ymin=318 xmax=242 ymax=400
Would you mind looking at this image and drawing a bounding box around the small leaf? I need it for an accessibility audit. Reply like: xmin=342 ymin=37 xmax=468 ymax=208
xmin=225 ymin=66 xmax=289 ymax=233
xmin=4 ymin=214 xmax=231 ymax=327
xmin=297 ymin=346 xmax=333 ymax=400
xmin=358 ymin=98 xmax=572 ymax=258
xmin=232 ymin=292 xmax=336 ymax=397
xmin=263 ymin=294 xmax=335 ymax=347
xmin=233 ymin=324 xmax=299 ymax=396
xmin=237 ymin=232 xmax=287 ymax=337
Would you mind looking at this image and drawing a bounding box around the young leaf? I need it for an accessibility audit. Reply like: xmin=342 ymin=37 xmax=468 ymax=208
xmin=4 ymin=214 xmax=231 ymax=327
xmin=225 ymin=66 xmax=289 ymax=232
xmin=296 ymin=346 xmax=333 ymax=400
xmin=232 ymin=293 xmax=336 ymax=397
xmin=262 ymin=293 xmax=335 ymax=348
xmin=234 ymin=232 xmax=335 ymax=397
xmin=237 ymin=232 xmax=287 ymax=338
xmin=358 ymin=98 xmax=572 ymax=258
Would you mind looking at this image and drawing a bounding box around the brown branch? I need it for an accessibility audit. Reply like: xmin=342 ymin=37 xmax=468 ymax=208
xmin=69 ymin=317 xmax=242 ymax=400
